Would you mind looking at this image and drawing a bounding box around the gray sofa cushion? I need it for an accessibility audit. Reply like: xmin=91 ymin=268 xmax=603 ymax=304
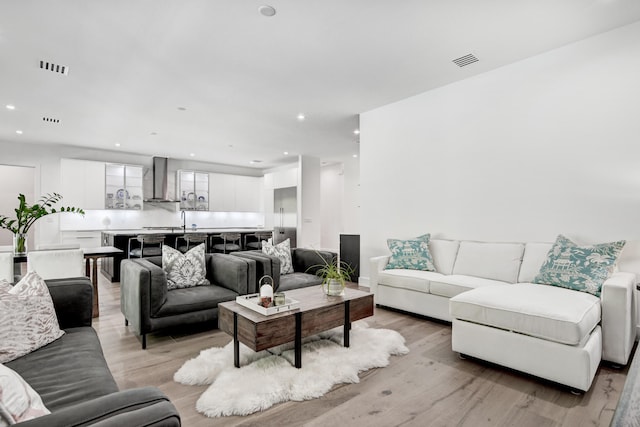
xmin=278 ymin=273 xmax=323 ymax=291
xmin=5 ymin=327 xmax=118 ymax=412
xmin=155 ymin=285 xmax=238 ymax=317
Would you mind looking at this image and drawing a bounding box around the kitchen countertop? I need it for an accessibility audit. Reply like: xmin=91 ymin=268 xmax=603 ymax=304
xmin=101 ymin=228 xmax=272 ymax=236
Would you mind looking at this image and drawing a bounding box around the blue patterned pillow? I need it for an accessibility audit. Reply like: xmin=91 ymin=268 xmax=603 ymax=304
xmin=533 ymin=235 xmax=625 ymax=296
xmin=385 ymin=235 xmax=436 ymax=271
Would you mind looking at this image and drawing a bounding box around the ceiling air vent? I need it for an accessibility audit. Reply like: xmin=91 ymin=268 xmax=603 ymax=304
xmin=42 ymin=117 xmax=60 ymax=123
xmin=453 ymin=54 xmax=479 ymax=67
xmin=39 ymin=60 xmax=69 ymax=75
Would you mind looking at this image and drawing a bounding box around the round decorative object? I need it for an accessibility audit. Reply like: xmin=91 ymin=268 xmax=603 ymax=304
xmin=258 ymin=5 xmax=276 ymax=17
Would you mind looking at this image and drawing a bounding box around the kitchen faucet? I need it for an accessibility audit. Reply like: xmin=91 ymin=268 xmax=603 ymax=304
xmin=181 ymin=210 xmax=186 ymax=231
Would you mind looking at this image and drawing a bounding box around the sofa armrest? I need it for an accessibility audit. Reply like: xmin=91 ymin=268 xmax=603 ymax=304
xmin=292 ymin=248 xmax=336 ymax=275
xmin=369 ymin=255 xmax=390 ymax=297
xmin=231 ymin=252 xmax=279 ymax=293
xmin=120 ymin=259 xmax=167 ymax=335
xmin=46 ymin=277 xmax=93 ymax=329
xmin=601 ymin=271 xmax=637 ymax=365
xmin=209 ymin=253 xmax=252 ymax=295
xmin=16 ymin=387 xmax=180 ymax=427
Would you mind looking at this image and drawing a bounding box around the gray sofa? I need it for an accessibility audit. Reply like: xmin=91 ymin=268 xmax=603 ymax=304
xmin=120 ymin=253 xmax=255 ymax=349
xmin=233 ymin=248 xmax=336 ymax=292
xmin=5 ymin=277 xmax=180 ymax=426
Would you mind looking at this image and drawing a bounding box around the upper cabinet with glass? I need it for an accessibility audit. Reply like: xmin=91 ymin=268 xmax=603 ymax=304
xmin=105 ymin=163 xmax=143 ymax=210
xmin=177 ymin=170 xmax=209 ymax=211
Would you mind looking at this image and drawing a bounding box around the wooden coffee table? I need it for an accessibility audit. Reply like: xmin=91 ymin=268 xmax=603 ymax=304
xmin=218 ymin=286 xmax=374 ymax=368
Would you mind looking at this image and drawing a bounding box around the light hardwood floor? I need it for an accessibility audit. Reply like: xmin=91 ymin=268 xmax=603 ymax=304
xmin=92 ymin=271 xmax=630 ymax=427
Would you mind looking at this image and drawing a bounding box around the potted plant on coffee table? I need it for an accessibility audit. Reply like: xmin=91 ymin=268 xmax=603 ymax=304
xmin=314 ymin=255 xmax=355 ymax=296
xmin=0 ymin=193 xmax=84 ymax=255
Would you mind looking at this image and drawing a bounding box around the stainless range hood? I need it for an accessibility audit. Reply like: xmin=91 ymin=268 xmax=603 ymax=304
xmin=144 ymin=157 xmax=181 ymax=211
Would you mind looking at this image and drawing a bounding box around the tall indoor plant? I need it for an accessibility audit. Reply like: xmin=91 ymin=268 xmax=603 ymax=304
xmin=0 ymin=193 xmax=84 ymax=255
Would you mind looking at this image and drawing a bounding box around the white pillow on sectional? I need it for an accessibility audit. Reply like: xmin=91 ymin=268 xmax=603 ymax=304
xmin=518 ymin=242 xmax=553 ymax=283
xmin=428 ymin=239 xmax=460 ymax=275
xmin=452 ymin=241 xmax=525 ymax=283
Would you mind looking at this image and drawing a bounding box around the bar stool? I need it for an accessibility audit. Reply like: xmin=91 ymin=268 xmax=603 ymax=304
xmin=211 ymin=232 xmax=242 ymax=254
xmin=244 ymin=231 xmax=273 ymax=250
xmin=175 ymin=233 xmax=209 ymax=253
xmin=128 ymin=234 xmax=165 ymax=258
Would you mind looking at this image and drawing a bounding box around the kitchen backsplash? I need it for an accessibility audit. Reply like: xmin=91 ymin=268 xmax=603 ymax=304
xmin=59 ymin=205 xmax=265 ymax=231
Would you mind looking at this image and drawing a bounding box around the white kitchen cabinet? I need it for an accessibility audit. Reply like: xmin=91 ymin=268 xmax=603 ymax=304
xmin=235 ymin=175 xmax=262 ymax=212
xmin=177 ymin=170 xmax=209 ymax=210
xmin=209 ymin=173 xmax=234 ymax=211
xmin=209 ymin=173 xmax=262 ymax=212
xmin=105 ymin=163 xmax=143 ymax=210
xmin=60 ymin=231 xmax=102 ymax=248
xmin=60 ymin=159 xmax=105 ymax=210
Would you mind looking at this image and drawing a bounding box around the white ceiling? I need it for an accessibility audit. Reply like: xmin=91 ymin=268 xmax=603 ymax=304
xmin=2 ymin=1 xmax=640 ymax=169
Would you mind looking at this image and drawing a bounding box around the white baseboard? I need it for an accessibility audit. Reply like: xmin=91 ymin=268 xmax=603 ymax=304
xmin=358 ymin=276 xmax=370 ymax=288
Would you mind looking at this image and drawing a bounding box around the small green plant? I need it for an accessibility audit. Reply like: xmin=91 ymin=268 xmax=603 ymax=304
xmin=314 ymin=258 xmax=355 ymax=287
xmin=0 ymin=193 xmax=84 ymax=253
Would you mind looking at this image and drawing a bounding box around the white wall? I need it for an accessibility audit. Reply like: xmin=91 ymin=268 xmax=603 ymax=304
xmin=320 ymin=158 xmax=361 ymax=252
xmin=360 ymin=21 xmax=640 ymax=282
xmin=321 ymin=164 xmax=344 ymax=252
xmin=298 ymin=156 xmax=321 ymax=249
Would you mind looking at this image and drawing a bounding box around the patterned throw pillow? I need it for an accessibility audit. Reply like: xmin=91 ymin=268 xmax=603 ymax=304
xmin=0 ymin=364 xmax=50 ymax=424
xmin=162 ymin=243 xmax=210 ymax=290
xmin=0 ymin=272 xmax=65 ymax=364
xmin=533 ymin=235 xmax=625 ymax=296
xmin=385 ymin=235 xmax=436 ymax=271
xmin=262 ymin=238 xmax=294 ymax=275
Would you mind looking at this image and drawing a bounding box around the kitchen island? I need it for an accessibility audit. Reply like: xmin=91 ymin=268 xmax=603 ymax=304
xmin=100 ymin=228 xmax=272 ymax=282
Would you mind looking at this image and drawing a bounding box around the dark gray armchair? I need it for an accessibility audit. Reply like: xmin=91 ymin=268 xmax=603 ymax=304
xmin=120 ymin=253 xmax=255 ymax=349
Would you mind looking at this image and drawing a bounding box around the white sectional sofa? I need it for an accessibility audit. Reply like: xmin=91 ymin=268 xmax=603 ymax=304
xmin=370 ymin=239 xmax=636 ymax=391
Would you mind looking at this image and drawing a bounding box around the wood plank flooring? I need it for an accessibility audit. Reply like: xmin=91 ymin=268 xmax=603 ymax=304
xmin=92 ymin=270 xmax=630 ymax=426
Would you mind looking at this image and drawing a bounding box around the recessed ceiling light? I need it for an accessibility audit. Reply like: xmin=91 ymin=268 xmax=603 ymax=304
xmin=150 ymin=132 xmax=157 ymax=136
xmin=16 ymin=130 xmax=23 ymax=135
xmin=352 ymin=154 xmax=358 ymax=158
xmin=297 ymin=113 xmax=305 ymax=121
xmin=283 ymin=151 xmax=289 ymax=155
xmin=249 ymin=161 xmax=255 ymax=165
xmin=258 ymin=5 xmax=276 ymax=17
xmin=228 ymin=144 xmax=233 ymax=148
xmin=177 ymin=107 xmax=187 ymax=111
xmin=6 ymin=105 xmax=15 ymax=110
xmin=189 ymin=153 xmax=195 ymax=157
xmin=353 ymin=129 xmax=360 ymax=135
xmin=114 ymin=143 xmax=121 ymax=147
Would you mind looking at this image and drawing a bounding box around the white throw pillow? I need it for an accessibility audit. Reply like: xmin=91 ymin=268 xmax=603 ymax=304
xmin=0 ymin=363 xmax=50 ymax=425
xmin=0 ymin=272 xmax=65 ymax=364
xmin=262 ymin=239 xmax=294 ymax=275
xmin=162 ymin=244 xmax=210 ymax=290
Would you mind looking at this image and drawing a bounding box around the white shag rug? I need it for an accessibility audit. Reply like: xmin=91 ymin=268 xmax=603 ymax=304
xmin=174 ymin=321 xmax=409 ymax=418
